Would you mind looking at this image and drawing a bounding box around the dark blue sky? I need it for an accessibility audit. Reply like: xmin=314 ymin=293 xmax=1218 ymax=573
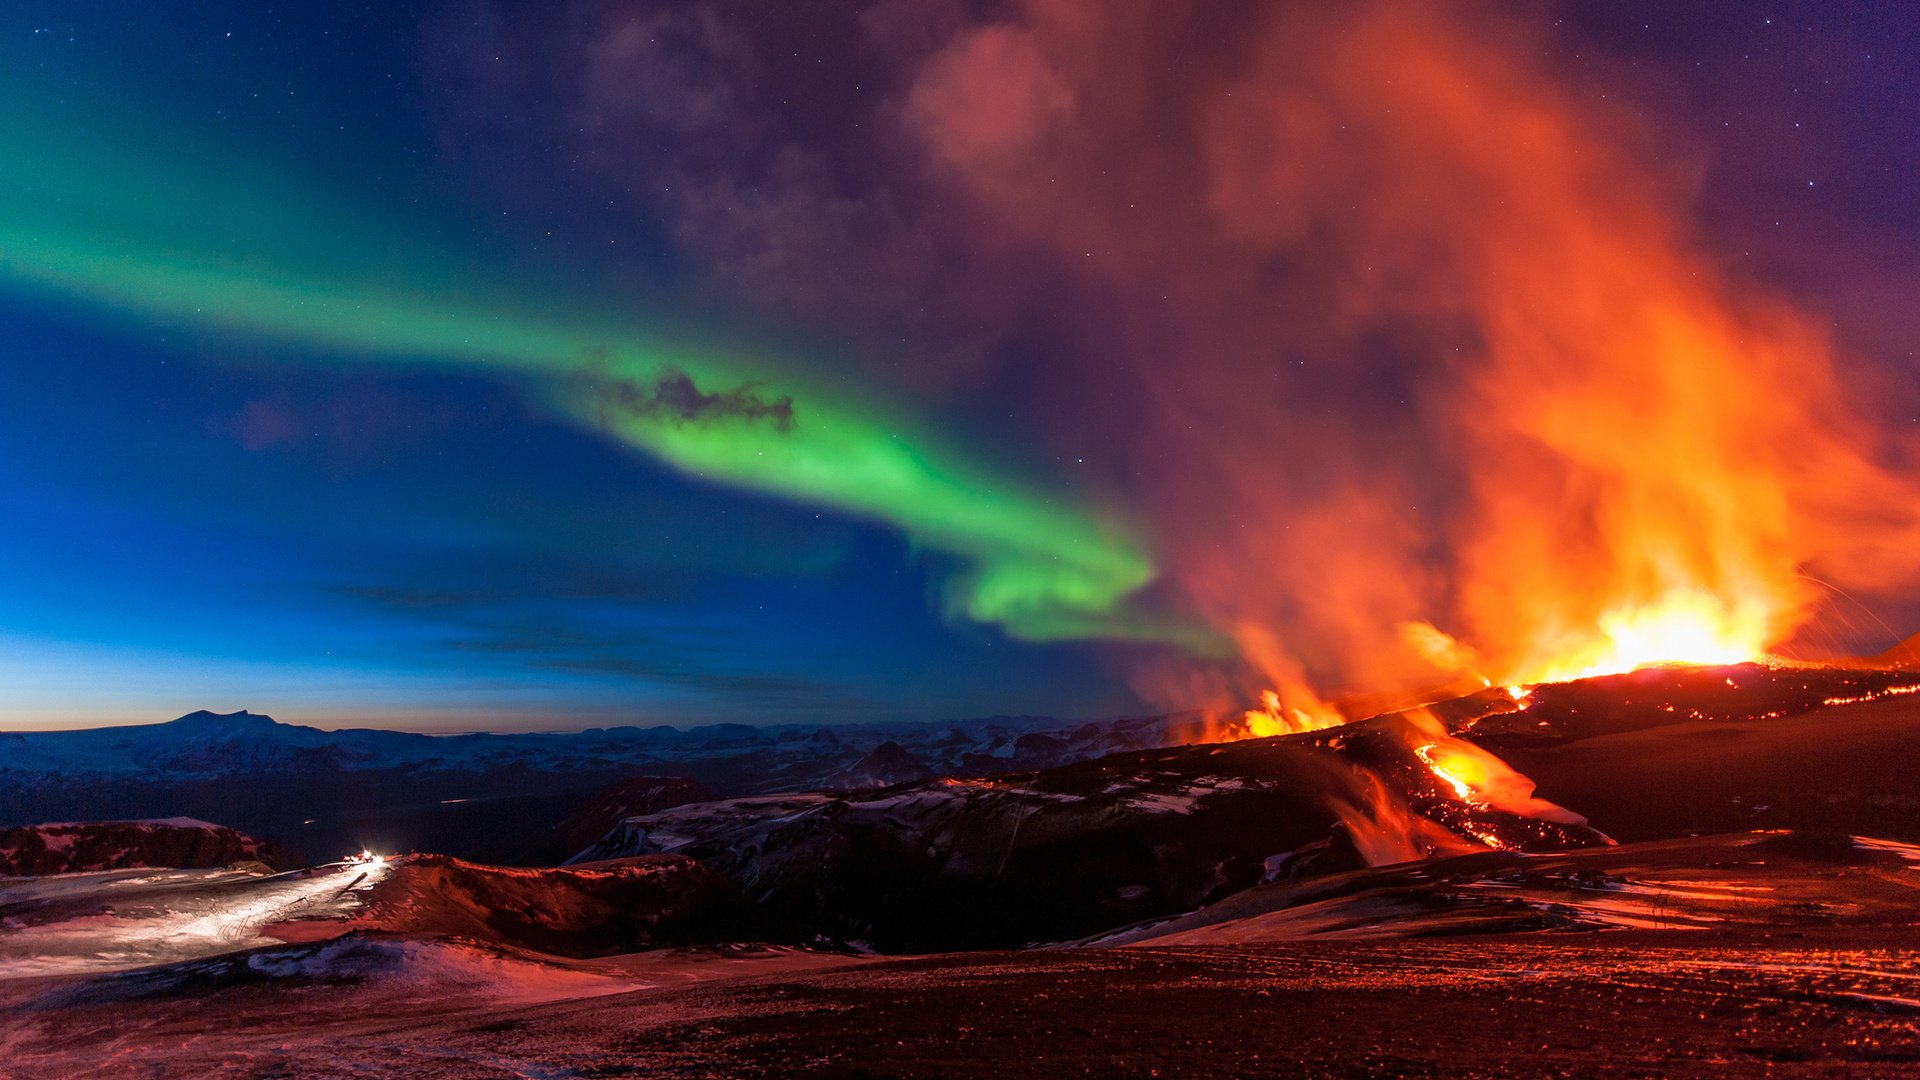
xmin=0 ymin=2 xmax=1152 ymax=729
xmin=0 ymin=285 xmax=1148 ymax=728
xmin=2 ymin=3 xmax=1915 ymax=730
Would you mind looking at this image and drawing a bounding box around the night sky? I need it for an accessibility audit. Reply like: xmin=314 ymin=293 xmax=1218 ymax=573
xmin=3 ymin=2 xmax=1916 ymax=731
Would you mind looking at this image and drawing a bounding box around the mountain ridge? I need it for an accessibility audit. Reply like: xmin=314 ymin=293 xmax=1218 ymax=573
xmin=0 ymin=708 xmax=1215 ymax=864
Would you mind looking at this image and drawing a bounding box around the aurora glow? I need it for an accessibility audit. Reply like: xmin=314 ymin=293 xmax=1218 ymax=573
xmin=8 ymin=4 xmax=1911 ymax=732
xmin=0 ymin=117 xmax=1201 ymax=652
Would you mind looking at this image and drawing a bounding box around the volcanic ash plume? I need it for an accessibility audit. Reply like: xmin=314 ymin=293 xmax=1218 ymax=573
xmin=889 ymin=0 xmax=1920 ymax=705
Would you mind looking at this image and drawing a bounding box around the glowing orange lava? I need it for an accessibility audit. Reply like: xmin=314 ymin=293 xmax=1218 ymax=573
xmin=1240 ymin=687 xmax=1346 ymax=738
xmin=1402 ymin=708 xmax=1590 ymax=828
xmin=1414 ymin=743 xmax=1478 ymax=804
xmin=1239 ymin=589 xmax=1765 ymax=744
xmin=1507 ymin=589 xmax=1774 ymax=686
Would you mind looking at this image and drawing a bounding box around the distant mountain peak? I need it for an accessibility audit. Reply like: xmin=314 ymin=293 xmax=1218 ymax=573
xmin=169 ymin=709 xmax=278 ymax=728
xmin=829 ymin=740 xmax=933 ymax=789
xmin=1869 ymin=632 xmax=1920 ymax=670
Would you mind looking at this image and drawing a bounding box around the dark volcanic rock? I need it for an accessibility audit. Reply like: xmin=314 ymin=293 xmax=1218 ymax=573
xmin=351 ymin=854 xmax=756 ymax=957
xmin=547 ymin=776 xmax=720 ymax=863
xmin=1487 ymin=663 xmax=1920 ymax=842
xmin=580 ymin=717 xmax=1607 ymax=952
xmin=828 ymin=742 xmax=933 ymax=789
xmin=1010 ymin=732 xmax=1071 ymax=766
xmin=1469 ymin=662 xmax=1915 ymax=748
xmin=0 ymin=818 xmax=288 ymax=876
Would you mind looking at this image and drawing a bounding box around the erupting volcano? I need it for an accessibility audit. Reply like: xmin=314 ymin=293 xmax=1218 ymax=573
xmin=1173 ymin=4 xmax=1920 ymax=735
xmin=4 ymin=2 xmax=1920 ymax=1076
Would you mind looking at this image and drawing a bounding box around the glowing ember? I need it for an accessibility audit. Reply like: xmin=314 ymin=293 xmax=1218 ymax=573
xmin=1822 ymin=684 xmax=1920 ymax=708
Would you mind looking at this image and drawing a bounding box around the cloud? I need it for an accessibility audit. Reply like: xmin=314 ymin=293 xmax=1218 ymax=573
xmin=602 ymin=368 xmax=794 ymax=431
xmin=906 ymin=23 xmax=1075 ymax=174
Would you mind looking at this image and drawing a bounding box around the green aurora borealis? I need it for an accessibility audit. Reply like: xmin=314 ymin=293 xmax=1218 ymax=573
xmin=0 ymin=114 xmax=1206 ymax=652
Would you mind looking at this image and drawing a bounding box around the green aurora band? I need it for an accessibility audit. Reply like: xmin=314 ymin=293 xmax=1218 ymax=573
xmin=0 ymin=123 xmax=1213 ymax=650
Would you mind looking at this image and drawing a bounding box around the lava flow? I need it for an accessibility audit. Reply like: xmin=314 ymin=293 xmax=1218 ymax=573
xmin=1232 ymin=594 xmax=1772 ymax=862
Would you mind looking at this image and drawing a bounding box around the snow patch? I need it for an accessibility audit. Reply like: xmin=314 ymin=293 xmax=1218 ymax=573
xmin=1124 ymin=792 xmax=1200 ymax=814
xmin=1853 ymin=836 xmax=1920 ymax=867
xmin=241 ymin=936 xmax=639 ymax=1003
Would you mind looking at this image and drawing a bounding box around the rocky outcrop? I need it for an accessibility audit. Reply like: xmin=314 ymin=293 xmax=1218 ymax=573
xmin=827 ymin=742 xmax=933 ymax=789
xmin=549 ymin=776 xmax=720 ymax=862
xmin=348 ymin=854 xmax=757 ymax=957
xmin=577 ymin=715 xmax=1608 ymax=951
xmin=0 ymin=818 xmax=287 ymax=876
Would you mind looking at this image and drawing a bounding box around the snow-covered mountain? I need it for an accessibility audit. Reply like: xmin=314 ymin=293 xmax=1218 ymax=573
xmin=0 ymin=709 xmax=1204 ymax=786
xmin=0 ymin=709 xmax=1212 ymax=864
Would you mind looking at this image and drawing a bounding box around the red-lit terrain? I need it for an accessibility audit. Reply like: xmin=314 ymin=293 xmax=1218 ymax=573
xmin=3 ymin=662 xmax=1919 ymax=1076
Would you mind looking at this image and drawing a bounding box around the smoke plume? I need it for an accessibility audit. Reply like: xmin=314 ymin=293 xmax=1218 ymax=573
xmin=460 ymin=0 xmax=1920 ymax=708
